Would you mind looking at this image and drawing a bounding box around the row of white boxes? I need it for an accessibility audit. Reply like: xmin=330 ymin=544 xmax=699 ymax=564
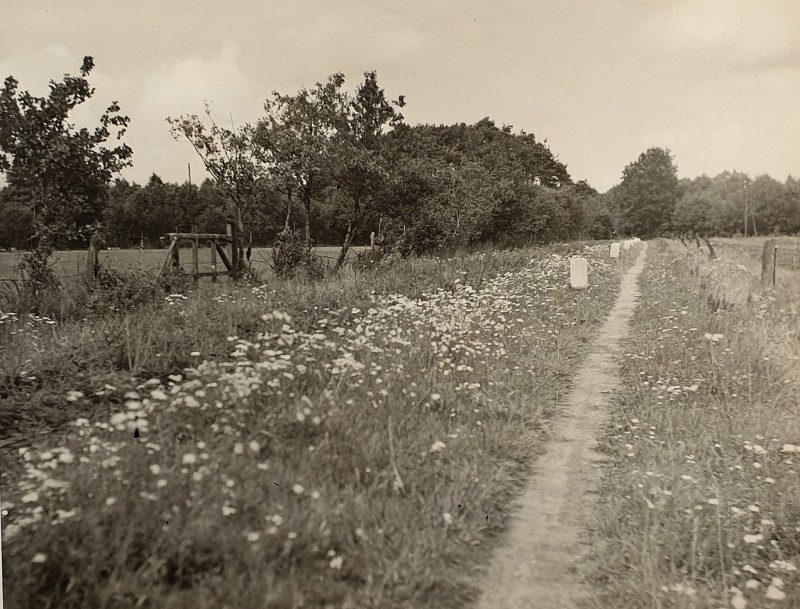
xmin=570 ymin=238 xmax=641 ymax=289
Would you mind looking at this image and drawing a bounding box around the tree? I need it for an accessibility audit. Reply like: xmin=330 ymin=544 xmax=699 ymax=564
xmin=332 ymin=71 xmax=405 ymax=264
xmin=0 ymin=187 xmax=35 ymax=249
xmin=704 ymin=171 xmax=751 ymax=235
xmin=0 ymin=56 xmax=132 ymax=288
xmin=672 ymin=190 xmax=717 ymax=238
xmin=749 ymin=174 xmax=794 ymax=235
xmin=616 ymin=147 xmax=679 ymax=238
xmin=256 ymin=74 xmax=348 ymax=249
xmin=168 ymin=105 xmax=266 ymax=274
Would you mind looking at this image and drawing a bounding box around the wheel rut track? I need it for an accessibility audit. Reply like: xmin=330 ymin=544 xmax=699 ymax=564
xmin=476 ymin=243 xmax=648 ymax=609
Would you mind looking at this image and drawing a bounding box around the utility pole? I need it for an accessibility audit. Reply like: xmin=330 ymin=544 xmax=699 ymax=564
xmin=743 ymin=182 xmax=748 ymax=238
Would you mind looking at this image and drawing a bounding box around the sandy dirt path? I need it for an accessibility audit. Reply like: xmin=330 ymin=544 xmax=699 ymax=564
xmin=476 ymin=243 xmax=648 ymax=609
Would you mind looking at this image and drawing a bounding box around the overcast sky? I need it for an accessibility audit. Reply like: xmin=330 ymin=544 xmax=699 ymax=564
xmin=2 ymin=0 xmax=798 ymax=192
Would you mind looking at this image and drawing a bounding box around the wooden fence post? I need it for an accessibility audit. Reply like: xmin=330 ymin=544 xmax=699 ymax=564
xmin=772 ymin=244 xmax=778 ymax=287
xmin=227 ymin=221 xmax=241 ymax=277
xmin=761 ymin=239 xmax=776 ymax=287
xmin=210 ymin=239 xmax=218 ymax=283
xmin=701 ymin=236 xmax=716 ymax=260
xmin=85 ymin=232 xmax=104 ymax=287
xmin=171 ymin=235 xmax=180 ymax=269
xmin=191 ymin=237 xmax=199 ymax=285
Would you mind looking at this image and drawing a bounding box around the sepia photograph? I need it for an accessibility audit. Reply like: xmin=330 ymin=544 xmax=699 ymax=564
xmin=1 ymin=1 xmax=799 ymax=607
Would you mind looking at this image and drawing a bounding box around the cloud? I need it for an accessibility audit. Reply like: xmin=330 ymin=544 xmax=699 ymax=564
xmin=645 ymin=0 xmax=800 ymax=72
xmin=139 ymin=41 xmax=257 ymax=124
xmin=125 ymin=41 xmax=262 ymax=183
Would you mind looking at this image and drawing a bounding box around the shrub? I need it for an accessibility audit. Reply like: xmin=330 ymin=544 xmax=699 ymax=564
xmin=271 ymin=229 xmax=308 ymax=279
xmin=87 ymin=267 xmax=165 ymax=315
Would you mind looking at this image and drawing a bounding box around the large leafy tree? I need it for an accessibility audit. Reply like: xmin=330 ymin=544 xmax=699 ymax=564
xmin=0 ymin=56 xmax=132 ymax=248
xmin=332 ymin=71 xmax=405 ymax=264
xmin=616 ymin=147 xmax=679 ymax=237
xmin=255 ymin=74 xmax=348 ymax=249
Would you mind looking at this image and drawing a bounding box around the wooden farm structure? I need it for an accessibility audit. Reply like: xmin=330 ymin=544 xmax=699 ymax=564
xmin=159 ymin=221 xmax=243 ymax=283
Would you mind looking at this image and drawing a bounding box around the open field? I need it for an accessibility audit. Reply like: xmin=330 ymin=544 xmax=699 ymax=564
xmin=711 ymin=236 xmax=800 ymax=271
xmin=583 ymin=239 xmax=800 ymax=608
xmin=1 ymin=241 xmax=635 ymax=609
xmin=0 ymin=246 xmax=367 ymax=281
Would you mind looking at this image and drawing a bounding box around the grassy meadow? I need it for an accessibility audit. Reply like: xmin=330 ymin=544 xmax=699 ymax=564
xmin=0 ymin=246 xmax=366 ymax=282
xmin=583 ymin=239 xmax=800 ymax=608
xmin=1 ymin=241 xmax=635 ymax=609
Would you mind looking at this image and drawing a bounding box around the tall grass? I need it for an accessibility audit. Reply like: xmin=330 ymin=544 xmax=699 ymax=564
xmin=583 ymin=239 xmax=800 ymax=608
xmin=2 ymin=242 xmax=633 ymax=609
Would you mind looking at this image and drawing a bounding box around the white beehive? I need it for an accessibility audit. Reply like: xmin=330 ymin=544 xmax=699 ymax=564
xmin=570 ymin=256 xmax=589 ymax=289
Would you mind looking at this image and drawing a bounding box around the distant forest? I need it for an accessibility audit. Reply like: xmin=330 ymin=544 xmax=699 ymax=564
xmin=2 ymin=59 xmax=799 ymax=259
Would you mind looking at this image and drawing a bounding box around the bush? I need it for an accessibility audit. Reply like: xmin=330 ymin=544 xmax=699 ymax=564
xmin=87 ymin=267 xmax=166 ymax=315
xmin=13 ymin=236 xmax=63 ymax=313
xmin=271 ymin=229 xmax=308 ymax=279
xmin=407 ymin=224 xmax=447 ymax=256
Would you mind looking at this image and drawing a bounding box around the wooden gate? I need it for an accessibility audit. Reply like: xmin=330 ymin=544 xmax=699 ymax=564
xmin=159 ymin=222 xmax=242 ymax=283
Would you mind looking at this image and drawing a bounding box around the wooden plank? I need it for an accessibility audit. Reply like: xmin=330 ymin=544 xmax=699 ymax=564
xmin=215 ymin=242 xmax=233 ymax=272
xmin=194 ymin=271 xmax=230 ymax=278
xmin=210 ymin=239 xmax=218 ymax=283
xmin=166 ymin=232 xmax=232 ymax=241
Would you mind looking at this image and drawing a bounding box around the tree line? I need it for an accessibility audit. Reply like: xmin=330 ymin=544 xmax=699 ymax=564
xmin=608 ymin=147 xmax=800 ymax=239
xmin=1 ymin=57 xmax=798 ymax=274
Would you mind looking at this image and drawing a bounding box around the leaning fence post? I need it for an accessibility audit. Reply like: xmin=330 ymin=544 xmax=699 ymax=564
xmin=170 ymin=235 xmax=180 ymax=269
xmin=570 ymin=256 xmax=589 ymax=289
xmin=761 ymin=239 xmax=776 ymax=287
xmin=701 ymin=236 xmax=717 ymax=260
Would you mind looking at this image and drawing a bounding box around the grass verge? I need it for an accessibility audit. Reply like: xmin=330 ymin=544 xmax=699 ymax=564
xmin=2 ymin=242 xmax=633 ymax=609
xmin=583 ymin=239 xmax=800 ymax=609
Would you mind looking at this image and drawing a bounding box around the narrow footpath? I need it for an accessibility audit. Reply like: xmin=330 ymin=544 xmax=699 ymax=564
xmin=476 ymin=243 xmax=648 ymax=609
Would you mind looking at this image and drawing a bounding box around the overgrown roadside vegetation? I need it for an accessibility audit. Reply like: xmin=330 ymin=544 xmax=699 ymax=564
xmin=2 ymin=242 xmax=634 ymax=609
xmin=584 ymin=239 xmax=800 ymax=608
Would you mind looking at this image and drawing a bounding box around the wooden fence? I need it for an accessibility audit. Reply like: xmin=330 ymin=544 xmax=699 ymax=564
xmin=80 ymin=222 xmax=243 ymax=287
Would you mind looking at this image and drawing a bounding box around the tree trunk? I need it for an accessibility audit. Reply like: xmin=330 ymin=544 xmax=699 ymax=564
xmin=338 ymin=221 xmax=356 ymax=267
xmin=284 ymin=189 xmax=292 ymax=232
xmin=228 ymin=203 xmax=245 ymax=278
xmin=304 ymin=198 xmax=312 ymax=251
xmin=743 ymin=196 xmax=748 ymax=237
xmin=701 ymin=236 xmax=716 ymax=260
